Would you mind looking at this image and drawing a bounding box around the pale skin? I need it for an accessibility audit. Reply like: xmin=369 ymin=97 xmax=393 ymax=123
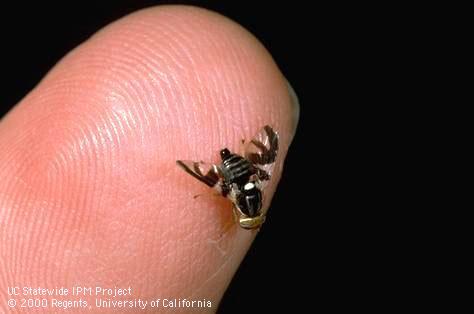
xmin=0 ymin=5 xmax=298 ymax=313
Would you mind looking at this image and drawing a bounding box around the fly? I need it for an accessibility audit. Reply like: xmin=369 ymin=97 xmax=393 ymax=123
xmin=176 ymin=125 xmax=279 ymax=229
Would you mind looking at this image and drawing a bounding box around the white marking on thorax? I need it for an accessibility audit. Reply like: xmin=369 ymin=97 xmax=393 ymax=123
xmin=244 ymin=182 xmax=255 ymax=190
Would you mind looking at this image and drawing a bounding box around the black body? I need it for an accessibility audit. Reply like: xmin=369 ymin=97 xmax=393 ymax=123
xmin=220 ymin=148 xmax=260 ymax=217
xmin=220 ymin=148 xmax=253 ymax=188
xmin=176 ymin=125 xmax=278 ymax=219
xmin=237 ymin=185 xmax=262 ymax=217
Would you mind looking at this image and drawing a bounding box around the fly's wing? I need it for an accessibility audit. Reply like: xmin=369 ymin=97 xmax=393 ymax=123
xmin=176 ymin=160 xmax=224 ymax=194
xmin=244 ymin=125 xmax=279 ymax=180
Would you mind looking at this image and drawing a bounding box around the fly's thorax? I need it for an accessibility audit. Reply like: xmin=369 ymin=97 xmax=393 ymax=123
xmin=235 ymin=182 xmax=262 ymax=218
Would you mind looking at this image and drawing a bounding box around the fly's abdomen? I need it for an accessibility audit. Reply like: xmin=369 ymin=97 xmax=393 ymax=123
xmin=222 ymin=154 xmax=252 ymax=186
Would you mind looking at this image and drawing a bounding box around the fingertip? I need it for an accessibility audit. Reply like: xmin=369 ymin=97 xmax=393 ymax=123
xmin=0 ymin=4 xmax=297 ymax=309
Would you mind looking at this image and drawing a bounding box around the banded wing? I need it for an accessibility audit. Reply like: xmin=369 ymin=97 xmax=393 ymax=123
xmin=176 ymin=160 xmax=223 ymax=193
xmin=244 ymin=125 xmax=279 ymax=182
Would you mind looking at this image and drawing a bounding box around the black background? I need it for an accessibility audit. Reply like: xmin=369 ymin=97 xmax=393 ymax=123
xmin=1 ymin=1 xmax=313 ymax=312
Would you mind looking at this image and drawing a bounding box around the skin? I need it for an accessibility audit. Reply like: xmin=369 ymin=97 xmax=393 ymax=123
xmin=0 ymin=5 xmax=298 ymax=313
